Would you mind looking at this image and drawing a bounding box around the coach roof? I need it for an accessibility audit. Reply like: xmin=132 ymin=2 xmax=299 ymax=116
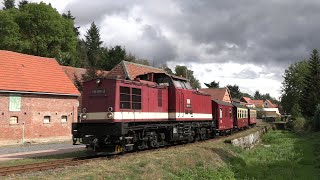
xmin=0 ymin=50 xmax=80 ymax=96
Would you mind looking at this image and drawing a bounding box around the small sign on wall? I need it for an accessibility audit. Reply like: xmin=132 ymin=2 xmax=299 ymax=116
xmin=9 ymin=94 xmax=21 ymax=111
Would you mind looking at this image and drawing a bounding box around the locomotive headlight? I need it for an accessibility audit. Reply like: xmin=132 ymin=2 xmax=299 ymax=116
xmin=96 ymin=79 xmax=101 ymax=84
xmin=81 ymin=113 xmax=87 ymax=120
xmin=106 ymin=112 xmax=113 ymax=119
xmin=108 ymin=107 xmax=113 ymax=112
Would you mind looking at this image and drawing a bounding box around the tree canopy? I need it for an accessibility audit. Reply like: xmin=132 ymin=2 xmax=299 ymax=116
xmin=174 ymin=65 xmax=201 ymax=89
xmin=300 ymin=49 xmax=320 ymax=118
xmin=204 ymin=81 xmax=220 ymax=88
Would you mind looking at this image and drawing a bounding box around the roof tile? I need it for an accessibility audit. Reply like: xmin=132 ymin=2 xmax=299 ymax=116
xmin=0 ymin=50 xmax=80 ymax=96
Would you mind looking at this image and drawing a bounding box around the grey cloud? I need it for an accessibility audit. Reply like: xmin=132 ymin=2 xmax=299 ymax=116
xmin=232 ymin=69 xmax=260 ymax=79
xmin=64 ymin=0 xmax=320 ymax=69
xmin=63 ymin=0 xmax=137 ymax=25
xmin=128 ymin=25 xmax=178 ymax=66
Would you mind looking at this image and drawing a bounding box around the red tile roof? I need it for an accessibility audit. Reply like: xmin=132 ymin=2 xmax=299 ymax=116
xmin=107 ymin=61 xmax=165 ymax=80
xmin=241 ymin=97 xmax=252 ymax=103
xmin=250 ymin=100 xmax=264 ymax=107
xmin=61 ymin=66 xmax=108 ymax=82
xmin=61 ymin=66 xmax=86 ymax=82
xmin=0 ymin=50 xmax=80 ymax=96
xmin=265 ymin=99 xmax=278 ymax=108
xmin=199 ymin=88 xmax=229 ymax=101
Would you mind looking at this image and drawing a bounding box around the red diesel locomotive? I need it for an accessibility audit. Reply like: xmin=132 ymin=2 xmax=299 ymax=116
xmin=72 ymin=72 xmax=256 ymax=153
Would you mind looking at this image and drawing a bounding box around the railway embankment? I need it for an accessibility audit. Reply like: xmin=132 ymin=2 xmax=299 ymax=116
xmin=226 ymin=126 xmax=270 ymax=149
xmin=4 ymin=125 xmax=319 ymax=179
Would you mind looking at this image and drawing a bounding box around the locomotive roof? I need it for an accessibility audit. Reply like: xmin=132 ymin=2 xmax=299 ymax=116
xmin=213 ymin=99 xmax=233 ymax=106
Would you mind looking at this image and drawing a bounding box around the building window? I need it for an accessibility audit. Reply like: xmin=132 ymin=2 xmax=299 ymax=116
xmin=44 ymin=116 xmax=51 ymax=124
xmin=158 ymin=89 xmax=162 ymax=107
xmin=9 ymin=116 xmax=18 ymax=124
xmin=61 ymin=115 xmax=67 ymax=123
xmin=132 ymin=88 xmax=142 ymax=110
xmin=120 ymin=87 xmax=131 ymax=109
xmin=9 ymin=94 xmax=21 ymax=112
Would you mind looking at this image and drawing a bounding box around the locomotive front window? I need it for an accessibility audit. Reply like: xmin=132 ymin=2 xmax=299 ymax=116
xmin=120 ymin=87 xmax=131 ymax=109
xmin=173 ymin=80 xmax=183 ymax=88
xmin=184 ymin=82 xmax=192 ymax=90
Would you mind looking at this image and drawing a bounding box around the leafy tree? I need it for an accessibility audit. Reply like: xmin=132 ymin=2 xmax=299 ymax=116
xmin=159 ymin=64 xmax=174 ymax=75
xmin=104 ymin=45 xmax=126 ymax=70
xmin=242 ymin=92 xmax=253 ymax=99
xmin=254 ymin=90 xmax=262 ymax=100
xmin=85 ymin=22 xmax=103 ymax=68
xmin=281 ymin=60 xmax=308 ymax=116
xmin=204 ymin=81 xmax=219 ymax=88
xmin=18 ymin=0 xmax=27 ymax=8
xmin=15 ymin=2 xmax=77 ymax=63
xmin=62 ymin=10 xmax=80 ymax=36
xmin=300 ymin=49 xmax=320 ymax=118
xmin=0 ymin=9 xmax=22 ymax=51
xmin=74 ymin=39 xmax=88 ymax=68
xmin=313 ymin=104 xmax=320 ymax=131
xmin=3 ymin=0 xmax=15 ymax=10
xmin=227 ymin=84 xmax=242 ymax=99
xmin=174 ymin=65 xmax=201 ymax=89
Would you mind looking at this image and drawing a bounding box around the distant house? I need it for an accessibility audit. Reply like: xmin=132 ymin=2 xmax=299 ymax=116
xmin=0 ymin=51 xmax=80 ymax=145
xmin=200 ymin=88 xmax=232 ymax=103
xmin=240 ymin=96 xmax=280 ymax=118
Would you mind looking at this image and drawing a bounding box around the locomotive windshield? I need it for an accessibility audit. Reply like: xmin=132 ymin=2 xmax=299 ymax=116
xmin=173 ymin=79 xmax=193 ymax=90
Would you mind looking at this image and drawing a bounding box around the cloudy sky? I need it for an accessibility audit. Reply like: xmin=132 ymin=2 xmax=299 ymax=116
xmin=3 ymin=0 xmax=320 ymax=98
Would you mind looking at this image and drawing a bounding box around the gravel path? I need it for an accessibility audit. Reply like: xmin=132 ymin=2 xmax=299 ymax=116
xmin=0 ymin=142 xmax=84 ymax=155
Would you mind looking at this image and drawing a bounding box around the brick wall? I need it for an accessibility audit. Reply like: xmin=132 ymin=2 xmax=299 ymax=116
xmin=0 ymin=93 xmax=78 ymax=145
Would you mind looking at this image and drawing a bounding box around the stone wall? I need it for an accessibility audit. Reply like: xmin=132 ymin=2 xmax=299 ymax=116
xmin=230 ymin=126 xmax=269 ymax=149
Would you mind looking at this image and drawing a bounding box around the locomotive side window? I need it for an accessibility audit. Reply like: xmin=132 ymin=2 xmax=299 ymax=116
xmin=132 ymin=88 xmax=142 ymax=110
xmin=120 ymin=87 xmax=131 ymax=109
xmin=229 ymin=109 xmax=232 ymax=118
xmin=219 ymin=108 xmax=223 ymax=119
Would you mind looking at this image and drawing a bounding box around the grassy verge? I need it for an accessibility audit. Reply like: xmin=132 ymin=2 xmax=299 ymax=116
xmin=0 ymin=150 xmax=89 ymax=168
xmin=9 ymin=129 xmax=320 ymax=179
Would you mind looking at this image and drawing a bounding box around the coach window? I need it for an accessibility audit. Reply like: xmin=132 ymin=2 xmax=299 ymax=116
xmin=132 ymin=88 xmax=142 ymax=110
xmin=229 ymin=109 xmax=232 ymax=118
xmin=220 ymin=108 xmax=223 ymax=118
xmin=120 ymin=86 xmax=131 ymax=109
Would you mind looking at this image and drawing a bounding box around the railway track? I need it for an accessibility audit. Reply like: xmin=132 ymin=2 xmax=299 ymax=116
xmin=0 ymin=155 xmax=105 ymax=176
xmin=0 ymin=126 xmax=262 ymax=177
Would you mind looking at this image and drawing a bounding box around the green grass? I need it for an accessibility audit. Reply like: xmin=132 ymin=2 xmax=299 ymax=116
xmin=8 ymin=129 xmax=320 ymax=180
xmin=171 ymin=130 xmax=320 ymax=180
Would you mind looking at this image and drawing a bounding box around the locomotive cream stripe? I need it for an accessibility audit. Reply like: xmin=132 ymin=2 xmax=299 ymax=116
xmin=85 ymin=112 xmax=212 ymax=120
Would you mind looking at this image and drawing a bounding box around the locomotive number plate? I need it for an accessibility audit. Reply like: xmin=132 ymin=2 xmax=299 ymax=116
xmin=91 ymin=88 xmax=106 ymax=95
